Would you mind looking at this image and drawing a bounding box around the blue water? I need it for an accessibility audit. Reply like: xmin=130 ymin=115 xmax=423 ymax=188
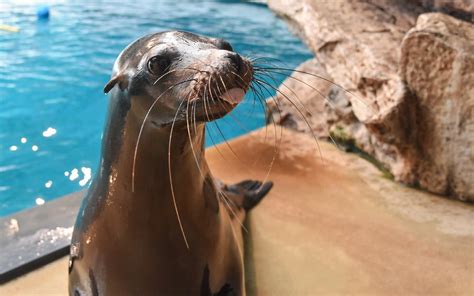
xmin=0 ymin=0 xmax=312 ymax=217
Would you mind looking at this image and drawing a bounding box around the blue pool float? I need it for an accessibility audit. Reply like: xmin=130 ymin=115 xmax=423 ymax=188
xmin=37 ymin=5 xmax=50 ymax=20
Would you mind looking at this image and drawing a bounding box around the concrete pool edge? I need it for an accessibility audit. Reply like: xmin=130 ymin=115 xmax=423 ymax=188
xmin=0 ymin=191 xmax=83 ymax=284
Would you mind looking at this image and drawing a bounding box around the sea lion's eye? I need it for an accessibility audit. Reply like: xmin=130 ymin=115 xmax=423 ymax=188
xmin=147 ymin=56 xmax=171 ymax=75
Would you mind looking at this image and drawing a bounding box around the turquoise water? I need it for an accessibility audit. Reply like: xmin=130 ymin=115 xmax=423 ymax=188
xmin=0 ymin=0 xmax=312 ymax=217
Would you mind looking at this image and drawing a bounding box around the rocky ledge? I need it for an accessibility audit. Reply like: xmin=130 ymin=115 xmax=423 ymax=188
xmin=267 ymin=0 xmax=474 ymax=201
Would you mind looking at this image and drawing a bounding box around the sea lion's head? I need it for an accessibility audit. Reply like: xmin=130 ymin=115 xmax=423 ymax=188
xmin=104 ymin=31 xmax=253 ymax=127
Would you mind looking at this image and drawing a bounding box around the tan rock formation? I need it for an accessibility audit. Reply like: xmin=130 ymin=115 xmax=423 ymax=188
xmin=267 ymin=0 xmax=474 ymax=201
xmin=414 ymin=0 xmax=474 ymax=22
xmin=400 ymin=13 xmax=474 ymax=200
xmin=266 ymin=59 xmax=332 ymax=138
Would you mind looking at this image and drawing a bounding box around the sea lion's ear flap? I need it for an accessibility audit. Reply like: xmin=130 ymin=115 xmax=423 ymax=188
xmin=104 ymin=74 xmax=129 ymax=94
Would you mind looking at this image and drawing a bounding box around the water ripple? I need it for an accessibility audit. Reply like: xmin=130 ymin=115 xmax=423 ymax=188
xmin=0 ymin=0 xmax=312 ymax=217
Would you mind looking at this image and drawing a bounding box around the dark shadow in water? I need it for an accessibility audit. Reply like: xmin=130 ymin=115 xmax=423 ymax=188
xmin=211 ymin=0 xmax=267 ymax=7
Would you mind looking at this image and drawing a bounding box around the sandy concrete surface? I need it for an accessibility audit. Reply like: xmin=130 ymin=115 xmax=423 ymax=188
xmin=1 ymin=126 xmax=473 ymax=295
xmin=0 ymin=257 xmax=68 ymax=295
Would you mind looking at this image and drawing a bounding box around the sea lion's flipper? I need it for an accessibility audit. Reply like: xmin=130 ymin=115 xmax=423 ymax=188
xmin=214 ymin=283 xmax=235 ymax=296
xmin=224 ymin=180 xmax=273 ymax=211
xmin=201 ymin=265 xmax=236 ymax=296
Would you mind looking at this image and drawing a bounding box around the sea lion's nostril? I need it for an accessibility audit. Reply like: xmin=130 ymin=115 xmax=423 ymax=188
xmin=216 ymin=39 xmax=233 ymax=52
xmin=226 ymin=53 xmax=242 ymax=72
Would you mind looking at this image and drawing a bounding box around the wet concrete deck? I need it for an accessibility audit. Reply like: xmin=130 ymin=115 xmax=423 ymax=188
xmin=1 ymin=126 xmax=473 ymax=295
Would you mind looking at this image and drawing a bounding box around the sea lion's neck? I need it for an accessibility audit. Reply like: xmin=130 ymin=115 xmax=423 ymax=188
xmin=98 ymin=98 xmax=212 ymax=219
xmin=125 ymin=114 xmax=206 ymax=187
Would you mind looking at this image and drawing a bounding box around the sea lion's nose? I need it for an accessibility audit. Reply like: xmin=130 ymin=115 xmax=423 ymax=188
xmin=226 ymin=52 xmax=243 ymax=72
xmin=214 ymin=39 xmax=234 ymax=52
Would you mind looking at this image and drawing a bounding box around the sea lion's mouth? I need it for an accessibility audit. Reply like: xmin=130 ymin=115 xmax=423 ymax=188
xmin=219 ymin=88 xmax=246 ymax=106
xmin=186 ymin=87 xmax=247 ymax=122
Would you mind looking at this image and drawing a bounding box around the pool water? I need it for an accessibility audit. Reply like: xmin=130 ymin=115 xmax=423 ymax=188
xmin=0 ymin=0 xmax=312 ymax=217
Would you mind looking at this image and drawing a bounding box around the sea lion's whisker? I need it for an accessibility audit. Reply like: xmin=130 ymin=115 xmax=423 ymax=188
xmin=219 ymin=192 xmax=248 ymax=233
xmin=132 ymin=79 xmax=195 ymax=193
xmin=229 ymin=70 xmax=257 ymax=113
xmin=208 ymin=75 xmax=251 ymax=135
xmin=184 ymin=94 xmax=233 ymax=230
xmin=200 ymin=77 xmax=241 ymax=169
xmin=255 ymin=70 xmax=342 ymax=149
xmin=254 ymin=78 xmax=324 ymax=160
xmin=204 ymin=81 xmax=249 ymax=232
xmin=202 ymin=75 xmax=213 ymax=123
xmin=207 ymin=124 xmax=228 ymax=160
xmin=153 ymin=69 xmax=178 ymax=85
xmin=225 ymin=204 xmax=244 ymax=276
xmin=224 ymin=111 xmax=253 ymax=134
xmin=205 ymin=128 xmax=259 ymax=235
xmin=253 ymin=78 xmax=283 ymax=144
xmin=210 ymin=76 xmax=256 ymax=142
xmin=186 ymin=87 xmax=243 ymax=232
xmin=202 ymin=80 xmax=228 ymax=161
xmin=168 ymin=99 xmax=191 ymax=250
xmin=208 ymin=75 xmax=221 ymax=106
xmin=202 ymin=78 xmax=236 ymax=161
xmin=199 ymin=73 xmax=253 ymax=172
xmin=197 ymin=74 xmax=243 ymax=163
xmin=201 ymin=76 xmax=223 ymax=150
xmin=192 ymin=98 xmax=198 ymax=142
xmin=254 ymin=66 xmax=347 ymax=150
xmin=253 ymin=66 xmax=374 ymax=113
xmin=219 ymin=75 xmax=229 ymax=96
xmin=216 ymin=75 xmax=276 ymax=176
xmin=185 ymin=90 xmax=207 ymax=180
xmin=252 ymin=84 xmax=273 ymax=145
xmin=205 ymin=73 xmax=220 ymax=118
xmin=255 ymin=69 xmax=339 ymax=110
xmin=235 ymin=66 xmax=258 ymax=113
xmin=249 ymin=79 xmax=272 ymax=115
xmin=189 ymin=58 xmax=254 ymax=225
xmin=248 ymin=56 xmax=286 ymax=68
xmin=255 ymin=71 xmax=316 ymax=130
xmin=248 ymin=84 xmax=261 ymax=115
xmin=249 ymin=79 xmax=272 ymax=144
xmin=254 ymin=66 xmax=343 ymax=88
xmin=212 ymin=120 xmax=246 ymax=165
xmin=228 ymin=71 xmax=245 ymax=90
xmin=190 ymin=93 xmax=197 ymax=136
xmin=251 ymin=80 xmax=284 ymax=186
xmin=153 ymin=67 xmax=206 ymax=85
xmin=259 ymin=71 xmax=337 ymax=115
xmin=205 ymin=78 xmax=238 ymax=159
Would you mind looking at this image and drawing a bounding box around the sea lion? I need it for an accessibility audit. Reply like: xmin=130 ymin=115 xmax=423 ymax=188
xmin=68 ymin=31 xmax=272 ymax=296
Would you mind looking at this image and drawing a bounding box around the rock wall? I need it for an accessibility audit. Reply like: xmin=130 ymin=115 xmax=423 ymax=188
xmin=267 ymin=0 xmax=474 ymax=201
xmin=414 ymin=0 xmax=474 ymax=22
xmin=401 ymin=13 xmax=474 ymax=200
